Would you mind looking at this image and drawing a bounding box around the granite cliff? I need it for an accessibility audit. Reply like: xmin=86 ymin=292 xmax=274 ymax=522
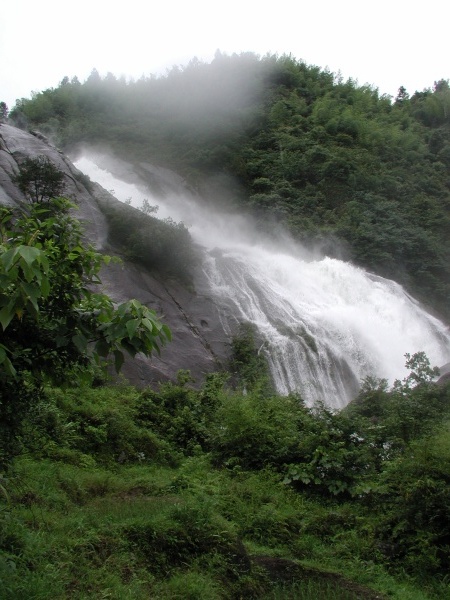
xmin=0 ymin=123 xmax=232 ymax=387
xmin=3 ymin=123 xmax=450 ymax=402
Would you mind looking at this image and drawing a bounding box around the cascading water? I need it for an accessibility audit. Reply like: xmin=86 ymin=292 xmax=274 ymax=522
xmin=75 ymin=153 xmax=450 ymax=408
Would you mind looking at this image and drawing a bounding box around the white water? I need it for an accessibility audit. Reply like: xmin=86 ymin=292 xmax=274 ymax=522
xmin=75 ymin=154 xmax=450 ymax=408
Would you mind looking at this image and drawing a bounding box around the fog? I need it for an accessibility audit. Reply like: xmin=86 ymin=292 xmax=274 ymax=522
xmin=75 ymin=152 xmax=450 ymax=407
xmin=74 ymin=151 xmax=316 ymax=259
xmin=3 ymin=1 xmax=449 ymax=111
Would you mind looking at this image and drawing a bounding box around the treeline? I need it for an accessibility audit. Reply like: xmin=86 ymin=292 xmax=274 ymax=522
xmin=9 ymin=52 xmax=450 ymax=317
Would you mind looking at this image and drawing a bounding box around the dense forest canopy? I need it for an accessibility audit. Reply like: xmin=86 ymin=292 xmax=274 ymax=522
xmin=9 ymin=52 xmax=450 ymax=318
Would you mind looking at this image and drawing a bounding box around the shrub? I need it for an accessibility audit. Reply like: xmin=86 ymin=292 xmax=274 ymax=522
xmin=136 ymin=372 xmax=224 ymax=455
xmin=210 ymin=391 xmax=306 ymax=470
xmin=369 ymin=421 xmax=450 ymax=579
xmin=100 ymin=200 xmax=196 ymax=282
xmin=12 ymin=155 xmax=66 ymax=204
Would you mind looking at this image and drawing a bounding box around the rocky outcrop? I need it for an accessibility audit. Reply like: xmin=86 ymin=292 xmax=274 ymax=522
xmin=437 ymin=362 xmax=450 ymax=386
xmin=0 ymin=124 xmax=109 ymax=247
xmin=0 ymin=123 xmax=232 ymax=388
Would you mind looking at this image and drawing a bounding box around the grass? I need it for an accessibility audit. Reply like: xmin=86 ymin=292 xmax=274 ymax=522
xmin=0 ymin=455 xmax=438 ymax=600
xmin=1 ymin=380 xmax=450 ymax=599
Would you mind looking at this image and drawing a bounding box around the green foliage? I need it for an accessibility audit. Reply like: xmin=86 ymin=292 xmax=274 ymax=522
xmin=100 ymin=198 xmax=196 ymax=282
xmin=37 ymin=386 xmax=176 ymax=467
xmin=12 ymin=155 xmax=66 ymax=203
xmin=345 ymin=353 xmax=450 ymax=446
xmin=137 ymin=372 xmax=226 ymax=456
xmin=396 ymin=351 xmax=440 ymax=388
xmin=366 ymin=422 xmax=450 ymax=578
xmin=124 ymin=501 xmax=242 ymax=576
xmin=210 ymin=391 xmax=306 ymax=470
xmin=230 ymin=322 xmax=271 ymax=392
xmin=282 ymin=403 xmax=376 ymax=497
xmin=0 ymin=197 xmax=170 ymax=468
xmin=1 ymin=368 xmax=450 ymax=598
xmin=12 ymin=57 xmax=450 ymax=316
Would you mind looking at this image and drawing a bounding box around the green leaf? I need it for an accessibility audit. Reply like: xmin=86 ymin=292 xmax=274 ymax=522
xmin=40 ymin=276 xmax=50 ymax=297
xmin=72 ymin=333 xmax=88 ymax=353
xmin=20 ymin=282 xmax=42 ymax=312
xmin=125 ymin=318 xmax=139 ymax=339
xmin=0 ymin=305 xmax=15 ymax=331
xmin=162 ymin=324 xmax=172 ymax=341
xmin=0 ymin=344 xmax=16 ymax=378
xmin=1 ymin=247 xmax=19 ymax=271
xmin=18 ymin=245 xmax=41 ymax=266
xmin=142 ymin=317 xmax=161 ymax=334
xmin=113 ymin=349 xmax=125 ymax=373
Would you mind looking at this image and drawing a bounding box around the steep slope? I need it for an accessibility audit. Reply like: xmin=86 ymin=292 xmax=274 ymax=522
xmin=0 ymin=123 xmax=231 ymax=386
xmin=74 ymin=149 xmax=450 ymax=408
xmin=10 ymin=55 xmax=450 ymax=319
xmin=3 ymin=123 xmax=450 ymax=405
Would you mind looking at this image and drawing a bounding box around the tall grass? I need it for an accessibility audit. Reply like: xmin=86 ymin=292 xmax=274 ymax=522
xmin=1 ymin=378 xmax=450 ymax=599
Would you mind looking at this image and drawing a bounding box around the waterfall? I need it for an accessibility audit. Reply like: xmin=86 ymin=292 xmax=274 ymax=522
xmin=74 ymin=153 xmax=450 ymax=408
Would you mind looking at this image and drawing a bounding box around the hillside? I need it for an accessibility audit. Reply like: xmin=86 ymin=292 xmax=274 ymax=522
xmin=9 ymin=52 xmax=450 ymax=319
xmin=2 ymin=55 xmax=450 ymax=600
xmin=0 ymin=123 xmax=233 ymax=388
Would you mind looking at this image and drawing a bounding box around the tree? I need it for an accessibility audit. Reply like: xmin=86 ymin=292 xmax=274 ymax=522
xmin=86 ymin=68 xmax=101 ymax=85
xmin=13 ymin=155 xmax=66 ymax=203
xmin=0 ymin=198 xmax=171 ymax=468
xmin=433 ymin=79 xmax=450 ymax=93
xmin=393 ymin=351 xmax=440 ymax=392
xmin=395 ymin=86 xmax=409 ymax=104
xmin=0 ymin=101 xmax=8 ymax=120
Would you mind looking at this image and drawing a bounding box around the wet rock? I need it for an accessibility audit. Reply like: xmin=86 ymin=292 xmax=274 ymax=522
xmin=0 ymin=123 xmax=231 ymax=389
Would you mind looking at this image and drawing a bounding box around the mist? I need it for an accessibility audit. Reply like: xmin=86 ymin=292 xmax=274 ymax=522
xmin=74 ymin=151 xmax=450 ymax=407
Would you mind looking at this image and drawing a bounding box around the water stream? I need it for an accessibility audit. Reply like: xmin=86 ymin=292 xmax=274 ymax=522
xmin=75 ymin=153 xmax=450 ymax=408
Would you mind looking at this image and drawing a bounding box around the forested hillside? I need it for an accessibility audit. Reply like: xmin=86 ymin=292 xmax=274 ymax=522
xmin=2 ymin=55 xmax=450 ymax=599
xmin=9 ymin=52 xmax=450 ymax=318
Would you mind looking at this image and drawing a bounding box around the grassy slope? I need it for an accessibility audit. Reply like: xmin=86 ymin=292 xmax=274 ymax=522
xmin=4 ymin=55 xmax=450 ymax=599
xmin=2 ymin=376 xmax=450 ymax=599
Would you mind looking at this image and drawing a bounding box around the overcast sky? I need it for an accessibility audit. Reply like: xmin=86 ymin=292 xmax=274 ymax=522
xmin=1 ymin=0 xmax=449 ymax=109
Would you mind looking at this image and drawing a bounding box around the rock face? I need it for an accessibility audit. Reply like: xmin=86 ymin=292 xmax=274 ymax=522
xmin=0 ymin=123 xmax=231 ymax=387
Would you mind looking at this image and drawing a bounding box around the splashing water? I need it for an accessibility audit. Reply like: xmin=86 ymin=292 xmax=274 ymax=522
xmin=75 ymin=154 xmax=450 ymax=408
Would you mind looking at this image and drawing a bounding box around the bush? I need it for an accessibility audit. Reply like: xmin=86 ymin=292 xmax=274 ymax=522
xmin=368 ymin=421 xmax=450 ymax=578
xmin=136 ymin=372 xmax=225 ymax=455
xmin=100 ymin=200 xmax=196 ymax=282
xmin=210 ymin=391 xmax=306 ymax=470
xmin=21 ymin=385 xmax=177 ymax=466
xmin=229 ymin=322 xmax=272 ymax=393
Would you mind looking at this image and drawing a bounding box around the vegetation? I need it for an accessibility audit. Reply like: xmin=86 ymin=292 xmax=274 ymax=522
xmin=98 ymin=196 xmax=196 ymax=283
xmin=1 ymin=354 xmax=450 ymax=598
xmin=1 ymin=191 xmax=448 ymax=598
xmin=9 ymin=53 xmax=450 ymax=318
xmin=0 ymin=158 xmax=171 ymax=468
xmin=12 ymin=155 xmax=66 ymax=203
xmin=229 ymin=322 xmax=271 ymax=393
xmin=0 ymin=102 xmax=9 ymax=120
xmin=2 ymin=54 xmax=450 ymax=598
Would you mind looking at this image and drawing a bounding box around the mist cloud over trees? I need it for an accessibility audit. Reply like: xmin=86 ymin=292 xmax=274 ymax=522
xmin=9 ymin=52 xmax=450 ymax=319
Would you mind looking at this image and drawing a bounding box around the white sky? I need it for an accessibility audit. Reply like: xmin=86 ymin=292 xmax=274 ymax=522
xmin=1 ymin=0 xmax=449 ymax=109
